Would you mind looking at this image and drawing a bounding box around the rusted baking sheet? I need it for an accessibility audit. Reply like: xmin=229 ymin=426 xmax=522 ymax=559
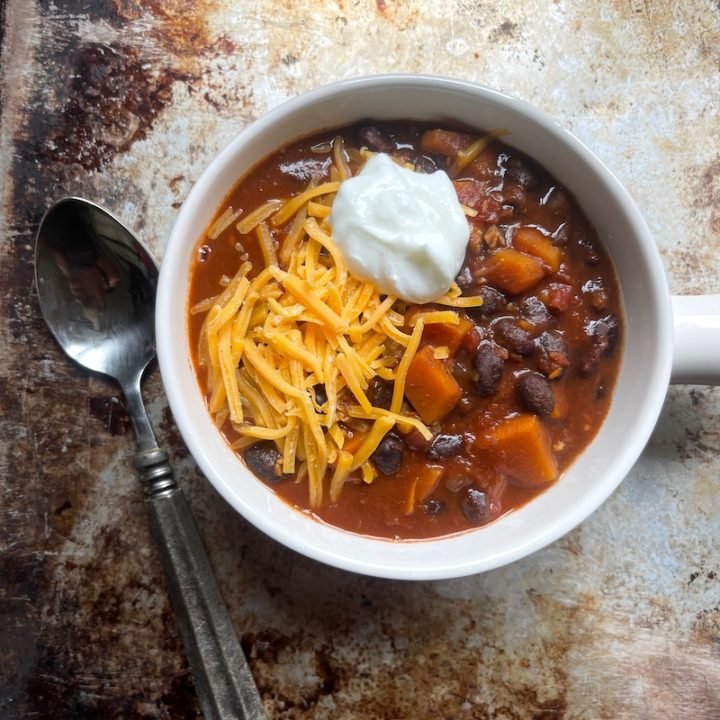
xmin=0 ymin=1 xmax=718 ymax=719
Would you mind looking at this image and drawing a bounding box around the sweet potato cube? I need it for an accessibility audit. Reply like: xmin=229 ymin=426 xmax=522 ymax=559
xmin=422 ymin=314 xmax=474 ymax=354
xmin=342 ymin=429 xmax=368 ymax=455
xmin=513 ymin=227 xmax=561 ymax=272
xmin=478 ymin=248 xmax=546 ymax=295
xmin=474 ymin=414 xmax=558 ymax=487
xmin=404 ymin=346 xmax=462 ymax=424
xmin=404 ymin=462 xmax=444 ymax=515
xmin=420 ymin=129 xmax=475 ymax=157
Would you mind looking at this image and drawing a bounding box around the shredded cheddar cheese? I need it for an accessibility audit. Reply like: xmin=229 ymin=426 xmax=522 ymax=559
xmin=390 ymin=319 xmax=424 ymax=415
xmin=236 ymin=199 xmax=283 ymax=235
xmin=409 ymin=310 xmax=460 ymax=327
xmin=194 ymin=145 xmax=486 ymax=507
xmin=208 ymin=205 xmax=243 ymax=240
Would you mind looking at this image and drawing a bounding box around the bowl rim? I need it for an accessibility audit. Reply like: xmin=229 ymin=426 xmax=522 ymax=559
xmin=156 ymin=73 xmax=673 ymax=579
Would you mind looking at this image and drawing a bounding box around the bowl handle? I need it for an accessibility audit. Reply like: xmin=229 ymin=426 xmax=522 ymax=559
xmin=671 ymin=294 xmax=720 ymax=385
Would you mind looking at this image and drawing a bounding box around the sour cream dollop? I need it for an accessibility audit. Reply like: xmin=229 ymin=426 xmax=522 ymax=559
xmin=329 ymin=153 xmax=470 ymax=304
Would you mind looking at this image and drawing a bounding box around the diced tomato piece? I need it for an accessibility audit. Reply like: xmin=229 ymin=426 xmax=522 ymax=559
xmin=540 ymin=283 xmax=574 ymax=312
xmin=474 ymin=196 xmax=502 ymax=224
xmin=453 ymin=180 xmax=502 ymax=223
xmin=461 ymin=327 xmax=481 ymax=354
xmin=454 ymin=180 xmax=487 ymax=206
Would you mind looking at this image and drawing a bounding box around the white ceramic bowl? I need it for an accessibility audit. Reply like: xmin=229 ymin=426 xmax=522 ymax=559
xmin=157 ymin=75 xmax=680 ymax=580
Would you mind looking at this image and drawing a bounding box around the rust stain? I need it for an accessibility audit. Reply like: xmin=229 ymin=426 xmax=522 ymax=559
xmin=88 ymin=395 xmax=132 ymax=436
xmin=371 ymin=0 xmax=416 ymax=25
xmin=20 ymin=0 xmax=243 ymax=175
xmin=693 ymin=604 xmax=720 ymax=647
xmin=227 ymin=562 xmax=588 ymax=719
xmin=87 ymin=0 xmax=232 ymax=58
xmin=622 ymin=649 xmax=720 ymax=720
xmin=158 ymin=404 xmax=191 ymax=459
xmin=0 ymin=373 xmax=203 ymax=718
xmin=556 ymin=531 xmax=583 ymax=557
xmin=692 ymin=155 xmax=720 ymax=239
xmin=664 ymin=243 xmax=719 ymax=295
xmin=0 ymin=3 xmax=213 ymax=712
xmin=489 ymin=19 xmax=519 ymax=42
xmin=0 ymin=2 xmax=6 ymax=112
xmin=556 ymin=598 xmax=720 ymax=719
xmin=35 ymin=42 xmax=191 ymax=172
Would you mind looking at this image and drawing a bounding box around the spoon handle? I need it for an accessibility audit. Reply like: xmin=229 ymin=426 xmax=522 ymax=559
xmin=138 ymin=450 xmax=266 ymax=720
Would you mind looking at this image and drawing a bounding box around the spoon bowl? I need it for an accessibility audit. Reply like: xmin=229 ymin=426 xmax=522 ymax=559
xmin=35 ymin=198 xmax=156 ymax=384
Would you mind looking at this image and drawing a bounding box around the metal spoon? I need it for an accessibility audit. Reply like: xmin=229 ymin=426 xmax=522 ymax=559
xmin=35 ymin=197 xmax=266 ymax=720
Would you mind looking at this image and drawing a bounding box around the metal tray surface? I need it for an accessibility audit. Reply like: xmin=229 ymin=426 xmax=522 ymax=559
xmin=1 ymin=2 xmax=718 ymax=718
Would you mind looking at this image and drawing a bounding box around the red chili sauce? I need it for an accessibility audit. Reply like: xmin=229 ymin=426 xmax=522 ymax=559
xmin=188 ymin=122 xmax=623 ymax=539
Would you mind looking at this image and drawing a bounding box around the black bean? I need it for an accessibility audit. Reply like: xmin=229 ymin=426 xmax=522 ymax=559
xmin=371 ymin=432 xmax=404 ymax=475
xmin=367 ymin=376 xmax=394 ymax=410
xmin=469 ymin=285 xmax=507 ymax=317
xmin=413 ymin=155 xmax=438 ymax=174
xmin=455 ymin=265 xmax=474 ymax=292
xmin=504 ymin=156 xmax=540 ymax=190
xmin=595 ymin=380 xmax=607 ymax=400
xmin=534 ymin=331 xmax=570 ymax=377
xmin=425 ymin=433 xmax=464 ymax=460
xmin=587 ymin=314 xmax=619 ymax=349
xmin=502 ymin=182 xmax=528 ymax=213
xmin=580 ymin=336 xmax=608 ymax=375
xmin=580 ymin=314 xmax=619 ymax=374
xmin=493 ymin=318 xmax=535 ymax=356
xmin=358 ymin=126 xmax=395 ymax=153
xmin=544 ymin=187 xmax=570 ymax=216
xmin=551 ymin=221 xmax=571 ymax=246
xmin=421 ymin=498 xmax=446 ymax=516
xmin=460 ymin=487 xmax=499 ymax=525
xmin=450 ymin=356 xmax=473 ymax=385
xmin=575 ymin=232 xmax=600 ymax=265
xmin=536 ymin=330 xmax=567 ymax=354
xmin=313 ymin=384 xmax=327 ymax=406
xmin=517 ymin=372 xmax=555 ymax=416
xmin=521 ymin=296 xmax=551 ymax=328
xmin=472 ymin=341 xmax=506 ymax=396
xmin=244 ymin=441 xmax=285 ymax=483
xmin=587 ymin=287 xmax=609 ymax=311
